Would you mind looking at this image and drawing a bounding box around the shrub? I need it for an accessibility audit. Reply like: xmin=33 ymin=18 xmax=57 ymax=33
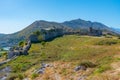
xmin=94 ymin=65 xmax=111 ymax=73
xmin=18 ymin=41 xmax=24 ymax=47
xmin=31 ymin=73 xmax=39 ymax=79
xmin=41 ymin=41 xmax=46 ymax=46
xmin=6 ymin=73 xmax=25 ymax=80
xmin=2 ymin=52 xmax=7 ymax=56
xmin=118 ymin=37 xmax=120 ymax=39
xmin=33 ymin=30 xmax=41 ymax=36
xmin=118 ymin=36 xmax=120 ymax=39
xmin=32 ymin=30 xmax=44 ymax=42
xmin=12 ymin=64 xmax=22 ymax=72
xmin=78 ymin=61 xmax=96 ymax=68
xmin=38 ymin=35 xmax=44 ymax=41
xmin=96 ymin=39 xmax=118 ymax=45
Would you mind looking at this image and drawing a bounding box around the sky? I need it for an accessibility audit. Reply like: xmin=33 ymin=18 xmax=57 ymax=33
xmin=0 ymin=0 xmax=119 ymax=34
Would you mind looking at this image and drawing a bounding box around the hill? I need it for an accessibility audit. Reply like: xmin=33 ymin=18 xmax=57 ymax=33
xmin=0 ymin=33 xmax=5 ymax=37
xmin=62 ymin=19 xmax=117 ymax=35
xmin=0 ymin=35 xmax=120 ymax=80
xmin=0 ymin=19 xmax=118 ymax=47
xmin=0 ymin=21 xmax=71 ymax=47
xmin=111 ymin=28 xmax=120 ymax=34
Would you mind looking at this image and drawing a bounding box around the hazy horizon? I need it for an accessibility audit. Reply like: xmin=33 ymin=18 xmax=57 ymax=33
xmin=0 ymin=0 xmax=119 ymax=34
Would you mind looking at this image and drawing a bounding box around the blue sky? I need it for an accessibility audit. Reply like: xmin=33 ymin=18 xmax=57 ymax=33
xmin=0 ymin=0 xmax=119 ymax=34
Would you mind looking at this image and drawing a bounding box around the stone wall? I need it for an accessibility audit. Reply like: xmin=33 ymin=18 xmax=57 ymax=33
xmin=42 ymin=28 xmax=64 ymax=40
xmin=29 ymin=28 xmax=65 ymax=42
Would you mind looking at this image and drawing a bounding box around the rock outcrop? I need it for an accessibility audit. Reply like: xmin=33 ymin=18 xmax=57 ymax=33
xmin=34 ymin=63 xmax=52 ymax=74
xmin=7 ymin=40 xmax=31 ymax=59
xmin=74 ymin=65 xmax=87 ymax=71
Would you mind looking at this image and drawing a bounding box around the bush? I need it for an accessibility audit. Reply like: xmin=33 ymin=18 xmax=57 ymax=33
xmin=38 ymin=35 xmax=44 ymax=41
xmin=18 ymin=41 xmax=24 ymax=47
xmin=118 ymin=37 xmax=120 ymax=39
xmin=12 ymin=64 xmax=22 ymax=72
xmin=32 ymin=30 xmax=44 ymax=42
xmin=2 ymin=52 xmax=7 ymax=56
xmin=6 ymin=73 xmax=25 ymax=80
xmin=96 ymin=39 xmax=118 ymax=45
xmin=41 ymin=41 xmax=46 ymax=46
xmin=33 ymin=30 xmax=41 ymax=36
xmin=78 ymin=61 xmax=96 ymax=68
xmin=31 ymin=73 xmax=39 ymax=79
xmin=94 ymin=65 xmax=111 ymax=73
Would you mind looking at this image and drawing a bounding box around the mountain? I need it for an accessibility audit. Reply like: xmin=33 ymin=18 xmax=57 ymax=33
xmin=0 ymin=20 xmax=71 ymax=47
xmin=0 ymin=19 xmax=118 ymax=47
xmin=62 ymin=19 xmax=109 ymax=30
xmin=111 ymin=28 xmax=120 ymax=34
xmin=0 ymin=33 xmax=5 ymax=38
xmin=62 ymin=19 xmax=117 ymax=34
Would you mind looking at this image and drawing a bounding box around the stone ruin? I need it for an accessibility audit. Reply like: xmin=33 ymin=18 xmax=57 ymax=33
xmin=7 ymin=40 xmax=31 ymax=59
xmin=28 ymin=27 xmax=65 ymax=43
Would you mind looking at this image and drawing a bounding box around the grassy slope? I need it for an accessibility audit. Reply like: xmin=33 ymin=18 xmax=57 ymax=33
xmin=1 ymin=35 xmax=120 ymax=80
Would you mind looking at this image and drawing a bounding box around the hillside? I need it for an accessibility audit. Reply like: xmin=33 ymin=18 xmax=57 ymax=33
xmin=111 ymin=28 xmax=120 ymax=34
xmin=0 ymin=19 xmax=118 ymax=47
xmin=0 ymin=21 xmax=71 ymax=47
xmin=0 ymin=33 xmax=5 ymax=38
xmin=0 ymin=35 xmax=120 ymax=80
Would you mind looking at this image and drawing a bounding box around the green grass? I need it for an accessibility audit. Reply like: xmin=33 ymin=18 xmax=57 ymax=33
xmin=28 ymin=35 xmax=119 ymax=62
xmin=1 ymin=35 xmax=120 ymax=79
xmin=94 ymin=65 xmax=112 ymax=73
xmin=31 ymin=73 xmax=39 ymax=79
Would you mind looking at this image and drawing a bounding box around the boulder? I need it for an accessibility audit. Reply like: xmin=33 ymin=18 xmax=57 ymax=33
xmin=36 ymin=68 xmax=45 ymax=74
xmin=7 ymin=51 xmax=15 ymax=59
xmin=74 ymin=65 xmax=86 ymax=71
xmin=34 ymin=63 xmax=52 ymax=74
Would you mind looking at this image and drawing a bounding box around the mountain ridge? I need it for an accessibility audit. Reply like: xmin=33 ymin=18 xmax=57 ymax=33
xmin=0 ymin=18 xmax=119 ymax=47
xmin=62 ymin=19 xmax=110 ymax=30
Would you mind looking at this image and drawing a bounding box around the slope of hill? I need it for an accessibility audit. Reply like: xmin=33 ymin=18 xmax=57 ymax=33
xmin=14 ymin=20 xmax=71 ymax=38
xmin=0 ymin=21 xmax=71 ymax=47
xmin=0 ymin=19 xmax=118 ymax=47
xmin=0 ymin=35 xmax=120 ymax=80
xmin=0 ymin=33 xmax=5 ymax=37
xmin=111 ymin=28 xmax=120 ymax=34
